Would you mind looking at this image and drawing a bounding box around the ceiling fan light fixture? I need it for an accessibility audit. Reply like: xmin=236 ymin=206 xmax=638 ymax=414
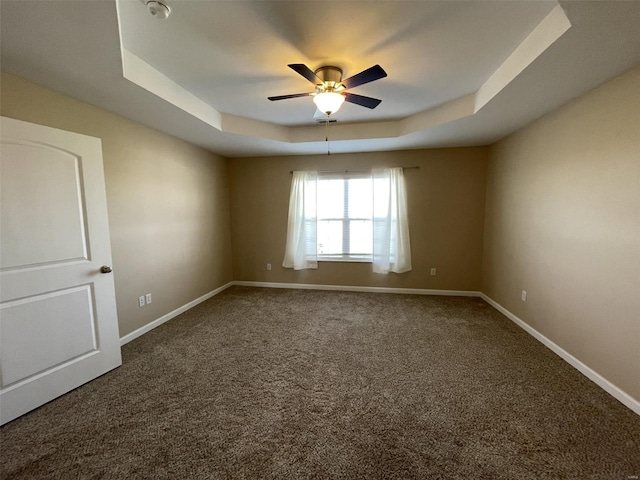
xmin=313 ymin=92 xmax=345 ymax=115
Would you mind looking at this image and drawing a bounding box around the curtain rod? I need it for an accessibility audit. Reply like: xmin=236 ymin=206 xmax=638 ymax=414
xmin=289 ymin=166 xmax=419 ymax=174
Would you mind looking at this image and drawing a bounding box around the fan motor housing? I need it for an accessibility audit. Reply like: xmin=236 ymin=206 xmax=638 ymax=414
xmin=314 ymin=66 xmax=343 ymax=88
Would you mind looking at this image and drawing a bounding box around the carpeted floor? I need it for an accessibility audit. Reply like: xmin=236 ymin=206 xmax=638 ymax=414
xmin=1 ymin=286 xmax=639 ymax=479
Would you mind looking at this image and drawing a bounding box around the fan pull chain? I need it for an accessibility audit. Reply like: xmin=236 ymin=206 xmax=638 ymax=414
xmin=325 ymin=117 xmax=331 ymax=155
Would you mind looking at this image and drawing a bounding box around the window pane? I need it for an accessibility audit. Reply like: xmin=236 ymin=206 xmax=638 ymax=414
xmin=348 ymin=178 xmax=372 ymax=219
xmin=317 ymin=179 xmax=344 ymax=219
xmin=316 ymin=176 xmax=374 ymax=259
xmin=317 ymin=220 xmax=343 ymax=254
xmin=350 ymin=220 xmax=372 ymax=254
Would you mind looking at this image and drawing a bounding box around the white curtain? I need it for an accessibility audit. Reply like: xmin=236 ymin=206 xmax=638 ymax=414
xmin=372 ymin=167 xmax=412 ymax=274
xmin=282 ymin=171 xmax=318 ymax=270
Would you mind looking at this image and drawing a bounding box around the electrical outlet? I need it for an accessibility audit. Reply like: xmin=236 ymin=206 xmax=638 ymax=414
xmin=138 ymin=295 xmax=145 ymax=307
xmin=430 ymin=268 xmax=437 ymax=276
xmin=267 ymin=263 xmax=272 ymax=271
xmin=146 ymin=293 xmax=152 ymax=304
xmin=521 ymin=290 xmax=527 ymax=302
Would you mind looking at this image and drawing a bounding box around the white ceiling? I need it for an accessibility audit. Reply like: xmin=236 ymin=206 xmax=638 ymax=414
xmin=1 ymin=0 xmax=639 ymax=158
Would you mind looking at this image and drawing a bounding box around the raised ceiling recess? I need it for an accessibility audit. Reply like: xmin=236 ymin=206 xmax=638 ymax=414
xmin=116 ymin=0 xmax=573 ymax=145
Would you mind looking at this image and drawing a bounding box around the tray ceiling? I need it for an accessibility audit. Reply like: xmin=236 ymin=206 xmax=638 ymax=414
xmin=1 ymin=0 xmax=639 ymax=157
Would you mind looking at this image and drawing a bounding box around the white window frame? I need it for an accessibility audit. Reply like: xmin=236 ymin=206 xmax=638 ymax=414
xmin=316 ymin=173 xmax=373 ymax=263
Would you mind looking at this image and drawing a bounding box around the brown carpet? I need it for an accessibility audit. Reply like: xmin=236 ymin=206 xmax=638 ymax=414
xmin=1 ymin=286 xmax=639 ymax=479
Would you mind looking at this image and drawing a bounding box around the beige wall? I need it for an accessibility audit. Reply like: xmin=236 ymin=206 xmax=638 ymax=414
xmin=482 ymin=66 xmax=640 ymax=401
xmin=229 ymin=148 xmax=488 ymax=290
xmin=1 ymin=73 xmax=233 ymax=337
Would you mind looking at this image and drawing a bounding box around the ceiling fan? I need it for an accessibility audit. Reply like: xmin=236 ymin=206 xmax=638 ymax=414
xmin=268 ymin=64 xmax=387 ymax=116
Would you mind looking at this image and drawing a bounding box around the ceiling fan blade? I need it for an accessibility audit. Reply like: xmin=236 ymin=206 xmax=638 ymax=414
xmin=268 ymin=93 xmax=313 ymax=101
xmin=344 ymin=92 xmax=382 ymax=109
xmin=342 ymin=64 xmax=387 ymax=89
xmin=288 ymin=64 xmax=321 ymax=84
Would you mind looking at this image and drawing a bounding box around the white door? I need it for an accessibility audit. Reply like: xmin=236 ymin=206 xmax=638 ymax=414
xmin=0 ymin=116 xmax=121 ymax=425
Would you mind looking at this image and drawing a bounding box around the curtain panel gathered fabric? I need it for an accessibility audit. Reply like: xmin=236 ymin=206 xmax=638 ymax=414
xmin=283 ymin=168 xmax=411 ymax=274
xmin=282 ymin=170 xmax=318 ymax=270
xmin=372 ymin=167 xmax=412 ymax=274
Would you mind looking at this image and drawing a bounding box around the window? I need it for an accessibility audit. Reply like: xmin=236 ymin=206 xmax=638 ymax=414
xmin=283 ymin=168 xmax=412 ymax=274
xmin=317 ymin=174 xmax=373 ymax=261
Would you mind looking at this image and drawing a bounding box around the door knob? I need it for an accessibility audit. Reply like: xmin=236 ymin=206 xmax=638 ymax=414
xmin=100 ymin=265 xmax=113 ymax=274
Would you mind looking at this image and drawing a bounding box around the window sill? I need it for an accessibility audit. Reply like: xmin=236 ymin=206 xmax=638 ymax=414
xmin=318 ymin=255 xmax=372 ymax=263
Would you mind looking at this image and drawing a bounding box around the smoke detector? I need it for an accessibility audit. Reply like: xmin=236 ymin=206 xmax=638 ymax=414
xmin=145 ymin=0 xmax=171 ymax=19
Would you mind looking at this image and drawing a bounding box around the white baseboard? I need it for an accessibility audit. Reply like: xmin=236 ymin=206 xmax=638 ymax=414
xmin=479 ymin=293 xmax=640 ymax=416
xmin=233 ymin=280 xmax=481 ymax=297
xmin=119 ymin=282 xmax=234 ymax=346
